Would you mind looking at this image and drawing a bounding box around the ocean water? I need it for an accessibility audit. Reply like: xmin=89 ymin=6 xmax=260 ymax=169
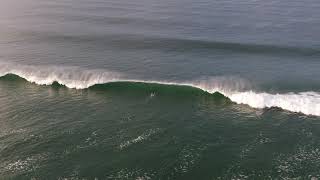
xmin=1 ymin=0 xmax=320 ymax=179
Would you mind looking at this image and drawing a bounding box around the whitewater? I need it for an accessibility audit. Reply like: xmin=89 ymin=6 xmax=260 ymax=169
xmin=0 ymin=62 xmax=319 ymax=116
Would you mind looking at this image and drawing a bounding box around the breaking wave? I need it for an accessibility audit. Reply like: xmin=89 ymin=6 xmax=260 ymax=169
xmin=0 ymin=62 xmax=319 ymax=116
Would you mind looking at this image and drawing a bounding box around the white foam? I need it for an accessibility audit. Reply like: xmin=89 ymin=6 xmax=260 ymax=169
xmin=1 ymin=62 xmax=319 ymax=116
xmin=226 ymin=91 xmax=320 ymax=116
xmin=0 ymin=62 xmax=122 ymax=89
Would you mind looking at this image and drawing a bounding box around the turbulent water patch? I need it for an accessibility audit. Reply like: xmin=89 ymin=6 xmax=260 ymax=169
xmin=1 ymin=153 xmax=49 ymax=175
xmin=119 ymin=129 xmax=160 ymax=150
xmin=107 ymin=168 xmax=156 ymax=180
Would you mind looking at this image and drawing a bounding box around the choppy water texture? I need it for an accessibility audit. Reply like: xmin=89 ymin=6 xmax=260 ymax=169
xmin=0 ymin=0 xmax=320 ymax=179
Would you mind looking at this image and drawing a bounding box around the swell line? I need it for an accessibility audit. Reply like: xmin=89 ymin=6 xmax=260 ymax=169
xmin=0 ymin=62 xmax=319 ymax=116
xmin=14 ymin=31 xmax=320 ymax=56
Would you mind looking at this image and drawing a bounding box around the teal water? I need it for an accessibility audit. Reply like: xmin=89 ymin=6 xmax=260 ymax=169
xmin=1 ymin=75 xmax=320 ymax=179
xmin=1 ymin=0 xmax=320 ymax=179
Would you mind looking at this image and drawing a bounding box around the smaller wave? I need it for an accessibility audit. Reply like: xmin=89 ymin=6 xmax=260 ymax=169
xmin=26 ymin=32 xmax=320 ymax=56
xmin=0 ymin=62 xmax=319 ymax=116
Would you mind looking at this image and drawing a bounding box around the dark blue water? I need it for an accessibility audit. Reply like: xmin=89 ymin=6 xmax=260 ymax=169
xmin=1 ymin=0 xmax=320 ymax=179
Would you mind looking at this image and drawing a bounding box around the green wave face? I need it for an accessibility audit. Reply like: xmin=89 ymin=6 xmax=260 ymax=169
xmin=0 ymin=74 xmax=26 ymax=81
xmin=0 ymin=73 xmax=229 ymax=101
xmin=93 ymin=82 xmax=212 ymax=96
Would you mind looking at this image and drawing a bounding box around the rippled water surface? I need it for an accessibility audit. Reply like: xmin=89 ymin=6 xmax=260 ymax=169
xmin=0 ymin=0 xmax=320 ymax=179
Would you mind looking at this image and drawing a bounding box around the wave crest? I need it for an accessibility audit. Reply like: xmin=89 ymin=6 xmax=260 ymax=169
xmin=0 ymin=62 xmax=319 ymax=116
xmin=0 ymin=62 xmax=122 ymax=89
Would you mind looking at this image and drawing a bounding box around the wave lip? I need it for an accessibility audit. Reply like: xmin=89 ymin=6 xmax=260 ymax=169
xmin=0 ymin=62 xmax=122 ymax=89
xmin=0 ymin=62 xmax=319 ymax=116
